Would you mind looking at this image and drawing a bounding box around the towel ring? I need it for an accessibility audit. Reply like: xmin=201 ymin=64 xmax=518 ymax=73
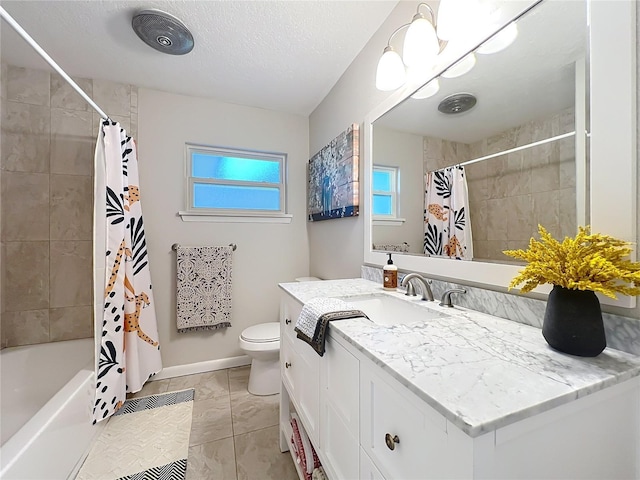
xmin=172 ymin=243 xmax=237 ymax=252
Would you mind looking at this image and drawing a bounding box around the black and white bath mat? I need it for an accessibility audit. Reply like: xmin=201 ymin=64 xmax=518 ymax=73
xmin=77 ymin=389 xmax=194 ymax=480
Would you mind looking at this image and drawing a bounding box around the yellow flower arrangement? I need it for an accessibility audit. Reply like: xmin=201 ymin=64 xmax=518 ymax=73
xmin=503 ymin=225 xmax=640 ymax=298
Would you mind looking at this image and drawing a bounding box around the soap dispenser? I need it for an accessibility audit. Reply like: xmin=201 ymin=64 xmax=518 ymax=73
xmin=383 ymin=253 xmax=398 ymax=290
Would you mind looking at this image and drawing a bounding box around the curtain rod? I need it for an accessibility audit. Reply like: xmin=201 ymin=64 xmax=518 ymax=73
xmin=458 ymin=131 xmax=577 ymax=168
xmin=0 ymin=6 xmax=111 ymax=121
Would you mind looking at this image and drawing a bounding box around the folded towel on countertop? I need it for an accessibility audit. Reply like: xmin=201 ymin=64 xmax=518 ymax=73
xmin=295 ymin=297 xmax=368 ymax=356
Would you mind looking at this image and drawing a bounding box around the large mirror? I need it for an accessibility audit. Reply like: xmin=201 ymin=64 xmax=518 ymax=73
xmin=371 ymin=0 xmax=587 ymax=263
xmin=363 ymin=0 xmax=637 ymax=307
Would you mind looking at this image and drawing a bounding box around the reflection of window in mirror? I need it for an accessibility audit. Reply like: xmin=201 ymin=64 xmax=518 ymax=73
xmin=372 ymin=166 xmax=399 ymax=221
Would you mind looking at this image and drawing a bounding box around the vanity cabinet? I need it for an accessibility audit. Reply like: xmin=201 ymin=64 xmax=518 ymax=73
xmin=279 ymin=291 xmax=640 ymax=480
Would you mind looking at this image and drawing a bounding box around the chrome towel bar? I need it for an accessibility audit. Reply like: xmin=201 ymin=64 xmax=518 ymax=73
xmin=172 ymin=243 xmax=237 ymax=252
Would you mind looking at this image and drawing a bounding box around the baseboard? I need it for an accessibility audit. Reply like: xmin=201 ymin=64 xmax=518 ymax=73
xmin=151 ymin=355 xmax=252 ymax=381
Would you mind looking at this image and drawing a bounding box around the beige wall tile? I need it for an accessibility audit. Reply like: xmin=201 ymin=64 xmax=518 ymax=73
xmin=50 ymin=174 xmax=92 ymax=240
xmin=486 ymin=129 xmax=516 ymax=155
xmin=49 ymin=240 xmax=92 ymax=308
xmin=234 ymin=426 xmax=297 ymax=480
xmin=486 ymin=156 xmax=508 ymax=199
xmin=50 ymin=74 xmax=92 ymax=111
xmin=49 ymin=305 xmax=92 ymax=341
xmin=486 ymin=198 xmax=508 ymax=241
xmin=470 ymin=200 xmax=488 ymax=242
xmin=558 ymin=137 xmax=576 ymax=189
xmin=4 ymin=241 xmax=49 ymax=311
xmin=532 ymin=190 xmax=560 ymax=237
xmin=92 ymin=79 xmax=131 ymax=117
xmin=7 ymin=66 xmax=49 ymax=106
xmin=559 ymin=187 xmax=577 ymax=238
xmin=485 ymin=240 xmax=510 ymax=262
xmin=1 ymin=63 xmax=7 ymax=100
xmin=531 ymin=161 xmax=560 ymax=193
xmin=1 ymin=172 xmax=49 ymax=241
xmin=507 ymin=194 xmax=534 ymax=241
xmin=187 ymin=437 xmax=237 ymax=480
xmin=1 ymin=309 xmax=49 ymax=347
xmin=2 ymin=131 xmax=50 ymax=173
xmin=50 ymin=109 xmax=93 ymax=175
xmin=4 ymin=101 xmax=50 ymax=135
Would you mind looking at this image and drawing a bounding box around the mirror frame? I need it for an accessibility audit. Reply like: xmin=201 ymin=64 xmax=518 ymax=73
xmin=363 ymin=0 xmax=637 ymax=307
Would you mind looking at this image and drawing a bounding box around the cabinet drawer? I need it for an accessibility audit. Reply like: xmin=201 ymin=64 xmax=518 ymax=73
xmin=281 ymin=296 xmax=302 ymax=345
xmin=360 ymin=366 xmax=448 ymax=480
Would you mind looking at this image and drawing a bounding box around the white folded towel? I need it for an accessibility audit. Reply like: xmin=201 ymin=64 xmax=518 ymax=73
xmin=295 ymin=297 xmax=351 ymax=339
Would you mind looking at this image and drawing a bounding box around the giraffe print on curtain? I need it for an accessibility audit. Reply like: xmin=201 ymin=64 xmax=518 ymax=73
xmin=93 ymin=120 xmax=162 ymax=423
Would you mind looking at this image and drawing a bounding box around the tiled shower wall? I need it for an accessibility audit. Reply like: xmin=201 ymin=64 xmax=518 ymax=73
xmin=0 ymin=64 xmax=138 ymax=348
xmin=423 ymin=107 xmax=576 ymax=262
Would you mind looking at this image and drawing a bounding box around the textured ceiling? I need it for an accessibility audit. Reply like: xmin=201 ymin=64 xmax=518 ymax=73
xmin=1 ymin=0 xmax=398 ymax=116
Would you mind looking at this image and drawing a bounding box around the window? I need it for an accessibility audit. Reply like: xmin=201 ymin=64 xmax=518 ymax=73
xmin=181 ymin=144 xmax=291 ymax=223
xmin=372 ymin=165 xmax=399 ymax=220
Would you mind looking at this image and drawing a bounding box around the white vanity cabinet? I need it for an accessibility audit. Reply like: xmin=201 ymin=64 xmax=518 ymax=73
xmin=279 ymin=290 xmax=640 ymax=480
xmin=280 ymin=296 xmax=320 ymax=446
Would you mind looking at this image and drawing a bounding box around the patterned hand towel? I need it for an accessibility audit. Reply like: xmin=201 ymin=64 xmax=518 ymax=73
xmin=295 ymin=297 xmax=368 ymax=356
xmin=176 ymin=246 xmax=233 ymax=332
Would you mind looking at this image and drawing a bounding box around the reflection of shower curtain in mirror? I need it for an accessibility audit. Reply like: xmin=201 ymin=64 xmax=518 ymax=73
xmin=424 ymin=166 xmax=473 ymax=260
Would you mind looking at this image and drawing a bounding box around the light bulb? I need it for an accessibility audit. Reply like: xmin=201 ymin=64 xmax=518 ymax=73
xmin=376 ymin=46 xmax=406 ymax=91
xmin=411 ymin=78 xmax=440 ymax=100
xmin=441 ymin=53 xmax=476 ymax=78
xmin=437 ymin=0 xmax=486 ymax=41
xmin=402 ymin=14 xmax=439 ymax=69
xmin=477 ymin=23 xmax=518 ymax=54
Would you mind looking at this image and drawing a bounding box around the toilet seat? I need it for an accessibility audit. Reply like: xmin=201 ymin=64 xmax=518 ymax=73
xmin=240 ymin=322 xmax=280 ymax=343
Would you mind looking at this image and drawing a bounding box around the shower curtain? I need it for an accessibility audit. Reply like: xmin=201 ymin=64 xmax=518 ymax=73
xmin=424 ymin=165 xmax=473 ymax=260
xmin=93 ymin=120 xmax=162 ymax=423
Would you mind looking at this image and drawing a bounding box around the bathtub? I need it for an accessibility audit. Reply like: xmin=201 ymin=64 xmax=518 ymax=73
xmin=0 ymin=338 xmax=104 ymax=479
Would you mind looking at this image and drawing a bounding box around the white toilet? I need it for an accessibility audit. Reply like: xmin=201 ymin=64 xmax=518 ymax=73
xmin=239 ymin=276 xmax=321 ymax=396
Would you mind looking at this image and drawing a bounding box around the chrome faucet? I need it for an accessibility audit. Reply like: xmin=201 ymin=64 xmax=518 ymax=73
xmin=400 ymin=273 xmax=434 ymax=301
xmin=440 ymin=288 xmax=467 ymax=307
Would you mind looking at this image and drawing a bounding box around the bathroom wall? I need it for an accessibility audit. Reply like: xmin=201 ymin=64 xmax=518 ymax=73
xmin=308 ymin=2 xmax=419 ymax=279
xmin=137 ymin=88 xmax=309 ymax=368
xmin=371 ymin=126 xmax=424 ymax=254
xmin=424 ymin=107 xmax=576 ymax=261
xmin=0 ymin=63 xmax=137 ymax=348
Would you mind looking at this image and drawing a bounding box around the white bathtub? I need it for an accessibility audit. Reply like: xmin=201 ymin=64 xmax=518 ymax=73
xmin=0 ymin=339 xmax=104 ymax=479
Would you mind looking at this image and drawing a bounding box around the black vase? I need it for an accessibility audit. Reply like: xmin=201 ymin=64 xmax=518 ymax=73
xmin=542 ymin=285 xmax=606 ymax=357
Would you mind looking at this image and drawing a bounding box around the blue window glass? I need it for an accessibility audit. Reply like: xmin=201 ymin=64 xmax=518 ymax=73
xmin=194 ymin=184 xmax=280 ymax=211
xmin=192 ymin=154 xmax=280 ymax=183
xmin=373 ymin=170 xmax=392 ymax=192
xmin=373 ymin=194 xmax=392 ymax=215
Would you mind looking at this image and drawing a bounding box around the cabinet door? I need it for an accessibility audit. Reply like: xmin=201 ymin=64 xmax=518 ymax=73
xmin=360 ymin=364 xmax=448 ymax=480
xmin=281 ymin=335 xmax=296 ymax=398
xmin=292 ymin=334 xmax=320 ymax=446
xmin=320 ymin=335 xmax=360 ymax=480
xmin=360 ymin=448 xmax=386 ymax=480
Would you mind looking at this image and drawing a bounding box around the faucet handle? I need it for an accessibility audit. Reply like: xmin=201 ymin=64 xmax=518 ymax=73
xmin=404 ymin=282 xmax=417 ymax=297
xmin=440 ymin=288 xmax=467 ymax=307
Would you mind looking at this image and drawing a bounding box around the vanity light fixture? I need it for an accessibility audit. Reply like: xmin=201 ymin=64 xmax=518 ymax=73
xmin=375 ymin=25 xmax=410 ymax=91
xmin=411 ymin=78 xmax=440 ymax=99
xmin=477 ymin=22 xmax=518 ymax=54
xmin=441 ymin=52 xmax=476 ymax=78
xmin=375 ymin=3 xmax=447 ymax=91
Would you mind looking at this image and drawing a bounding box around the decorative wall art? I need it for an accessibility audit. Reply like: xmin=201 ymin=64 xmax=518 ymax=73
xmin=308 ymin=123 xmax=360 ymax=221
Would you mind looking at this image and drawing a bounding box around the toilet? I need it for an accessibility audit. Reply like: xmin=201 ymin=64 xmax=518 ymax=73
xmin=239 ymin=276 xmax=322 ymax=396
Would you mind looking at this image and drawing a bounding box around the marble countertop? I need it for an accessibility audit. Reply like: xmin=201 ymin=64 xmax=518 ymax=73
xmin=279 ymin=278 xmax=640 ymax=437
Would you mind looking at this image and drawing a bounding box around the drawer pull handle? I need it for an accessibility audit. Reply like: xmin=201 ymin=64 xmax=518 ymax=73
xmin=385 ymin=433 xmax=400 ymax=451
xmin=285 ymin=362 xmax=292 ymax=368
xmin=285 ymin=318 xmax=291 ymax=325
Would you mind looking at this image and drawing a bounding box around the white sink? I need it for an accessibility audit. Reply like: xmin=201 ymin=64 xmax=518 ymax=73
xmin=342 ymin=293 xmax=452 ymax=326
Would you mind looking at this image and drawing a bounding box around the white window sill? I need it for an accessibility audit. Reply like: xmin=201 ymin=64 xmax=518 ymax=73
xmin=373 ymin=217 xmax=406 ymax=226
xmin=178 ymin=211 xmax=293 ymax=224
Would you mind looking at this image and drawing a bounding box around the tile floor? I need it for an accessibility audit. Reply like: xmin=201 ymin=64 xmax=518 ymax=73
xmin=128 ymin=366 xmax=298 ymax=480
